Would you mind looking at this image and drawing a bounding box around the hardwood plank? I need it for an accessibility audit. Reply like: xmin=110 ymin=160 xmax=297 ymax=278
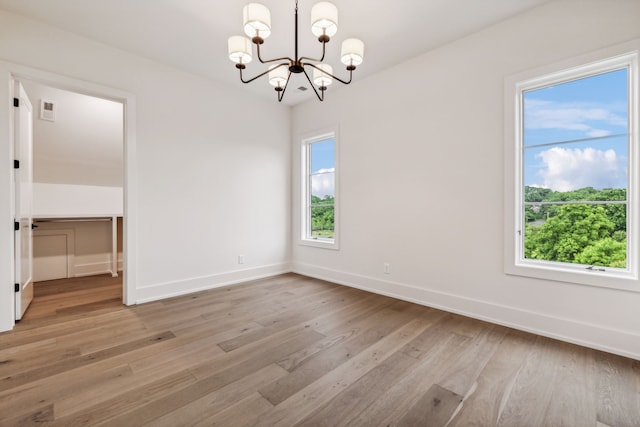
xmin=493 ymin=336 xmax=564 ymax=426
xmin=0 ymin=343 xmax=81 ymax=378
xmin=96 ymin=329 xmax=326 ymax=426
xmin=2 ymin=403 xmax=54 ymax=427
xmin=435 ymin=323 xmax=508 ymax=396
xmin=0 ymin=331 xmax=175 ymax=390
xmin=446 ymin=329 xmax=536 ymax=427
xmin=308 ymin=292 xmax=397 ymax=336
xmin=296 ymin=351 xmax=419 ymax=426
xmin=55 ymin=296 xmax=122 ymax=315
xmin=217 ymin=286 xmax=363 ymax=352
xmin=347 ymin=332 xmax=471 ymax=427
xmin=200 ymin=392 xmax=274 ymax=427
xmin=50 ymin=371 xmax=198 ymax=426
xmin=147 ymin=364 xmax=287 ymax=427
xmin=251 ymin=317 xmax=440 ymax=427
xmin=279 ymin=298 xmax=431 ymax=376
xmin=0 ymin=364 xmax=134 ymax=424
xmin=541 ymin=342 xmax=598 ymax=426
xmin=396 ymin=384 xmax=464 ymax=427
xmin=596 ymin=351 xmax=640 ymax=427
xmin=259 ymin=304 xmax=438 ymax=406
xmin=398 ymin=312 xmax=465 ymax=360
xmin=0 ymin=309 xmax=137 ymax=350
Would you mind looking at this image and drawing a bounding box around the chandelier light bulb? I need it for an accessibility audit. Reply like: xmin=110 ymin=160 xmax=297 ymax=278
xmin=268 ymin=65 xmax=288 ymax=87
xmin=313 ymin=64 xmax=333 ymax=87
xmin=227 ymin=36 xmax=253 ymax=64
xmin=243 ymin=3 xmax=271 ymax=40
xmin=311 ymin=2 xmax=338 ymax=38
xmin=341 ymin=38 xmax=364 ymax=67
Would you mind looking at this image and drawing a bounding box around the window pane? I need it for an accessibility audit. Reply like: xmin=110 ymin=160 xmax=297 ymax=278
xmin=311 ymin=171 xmax=335 ymax=200
xmin=303 ymin=133 xmax=337 ymax=245
xmin=310 ymin=138 xmax=335 ymax=174
xmin=523 ymin=135 xmax=628 ymax=193
xmin=310 ymin=205 xmax=334 ymax=239
xmin=521 ymin=67 xmax=629 ymax=269
xmin=523 ymin=69 xmax=628 ymax=147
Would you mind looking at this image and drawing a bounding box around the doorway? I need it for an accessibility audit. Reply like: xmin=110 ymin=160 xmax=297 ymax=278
xmin=1 ymin=61 xmax=137 ymax=332
xmin=19 ymin=80 xmax=124 ymax=317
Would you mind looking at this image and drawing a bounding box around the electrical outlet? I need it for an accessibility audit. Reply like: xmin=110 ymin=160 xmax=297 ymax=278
xmin=383 ymin=262 xmax=390 ymax=274
xmin=238 ymin=255 xmax=245 ymax=264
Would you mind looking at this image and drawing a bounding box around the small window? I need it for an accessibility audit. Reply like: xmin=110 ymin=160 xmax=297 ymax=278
xmin=505 ymin=45 xmax=639 ymax=290
xmin=301 ymin=131 xmax=338 ymax=249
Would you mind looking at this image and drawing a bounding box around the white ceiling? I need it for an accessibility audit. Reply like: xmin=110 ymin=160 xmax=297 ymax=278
xmin=0 ymin=0 xmax=551 ymax=105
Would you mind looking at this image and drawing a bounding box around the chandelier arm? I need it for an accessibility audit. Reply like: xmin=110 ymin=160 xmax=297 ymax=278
xmin=298 ymin=41 xmax=327 ymax=64
xmin=277 ymin=70 xmax=293 ymax=102
xmin=255 ymin=42 xmax=294 ymax=65
xmin=301 ymin=68 xmax=325 ymax=102
xmin=305 ymin=63 xmax=354 ymax=85
xmin=239 ymin=63 xmax=288 ymax=84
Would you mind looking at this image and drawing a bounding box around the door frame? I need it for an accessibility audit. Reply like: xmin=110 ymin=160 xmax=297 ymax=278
xmin=0 ymin=62 xmax=138 ymax=331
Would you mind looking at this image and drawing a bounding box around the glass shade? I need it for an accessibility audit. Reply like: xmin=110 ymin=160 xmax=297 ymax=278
xmin=228 ymin=36 xmax=253 ymax=64
xmin=268 ymin=65 xmax=288 ymax=87
xmin=313 ymin=64 xmax=333 ymax=87
xmin=243 ymin=3 xmax=271 ymax=39
xmin=311 ymin=2 xmax=338 ymax=37
xmin=341 ymin=38 xmax=364 ymax=66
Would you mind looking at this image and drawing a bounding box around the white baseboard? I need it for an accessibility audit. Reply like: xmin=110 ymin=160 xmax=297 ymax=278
xmin=74 ymin=261 xmax=114 ymax=278
xmin=292 ymin=262 xmax=640 ymax=361
xmin=135 ymin=262 xmax=293 ymax=304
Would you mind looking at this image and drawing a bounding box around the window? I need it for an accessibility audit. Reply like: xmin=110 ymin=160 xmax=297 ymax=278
xmin=301 ymin=131 xmax=338 ymax=249
xmin=505 ymin=45 xmax=639 ymax=290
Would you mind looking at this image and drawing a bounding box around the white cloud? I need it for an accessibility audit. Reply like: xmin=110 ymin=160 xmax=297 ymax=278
xmin=534 ymin=147 xmax=626 ymax=191
xmin=311 ymin=168 xmax=335 ymax=198
xmin=525 ymin=99 xmax=626 ymax=138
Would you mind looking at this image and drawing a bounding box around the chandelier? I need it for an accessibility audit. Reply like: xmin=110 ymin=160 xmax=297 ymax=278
xmin=227 ymin=1 xmax=364 ymax=102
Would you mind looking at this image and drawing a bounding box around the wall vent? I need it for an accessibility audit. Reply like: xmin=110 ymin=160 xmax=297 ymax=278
xmin=40 ymin=99 xmax=56 ymax=121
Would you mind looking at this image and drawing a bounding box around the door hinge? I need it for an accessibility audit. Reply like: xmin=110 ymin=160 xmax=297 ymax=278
xmin=15 ymin=283 xmax=19 ymax=292
xmin=13 ymin=98 xmax=19 ymax=108
xmin=14 ymin=160 xmax=19 ymax=169
xmin=14 ymin=221 xmax=19 ymax=231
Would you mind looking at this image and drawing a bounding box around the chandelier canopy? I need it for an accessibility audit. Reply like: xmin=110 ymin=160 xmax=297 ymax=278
xmin=227 ymin=1 xmax=364 ymax=102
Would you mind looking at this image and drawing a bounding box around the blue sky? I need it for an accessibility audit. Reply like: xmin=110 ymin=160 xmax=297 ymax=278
xmin=310 ymin=138 xmax=335 ymax=198
xmin=523 ymin=68 xmax=628 ymax=191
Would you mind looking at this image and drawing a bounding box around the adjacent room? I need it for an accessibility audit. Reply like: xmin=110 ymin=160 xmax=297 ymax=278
xmin=0 ymin=0 xmax=639 ymax=425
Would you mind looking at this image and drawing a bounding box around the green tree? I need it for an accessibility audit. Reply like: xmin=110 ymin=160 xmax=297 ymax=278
xmin=588 ymin=188 xmax=626 ymax=233
xmin=310 ymin=195 xmax=334 ymax=237
xmin=575 ymin=238 xmax=626 ymax=268
xmin=525 ymin=204 xmax=614 ymax=263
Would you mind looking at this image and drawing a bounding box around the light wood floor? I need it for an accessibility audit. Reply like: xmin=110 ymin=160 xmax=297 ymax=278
xmin=1 ymin=273 xmax=638 ymax=426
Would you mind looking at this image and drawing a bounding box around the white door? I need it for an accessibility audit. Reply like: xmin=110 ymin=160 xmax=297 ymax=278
xmin=14 ymin=80 xmax=34 ymax=320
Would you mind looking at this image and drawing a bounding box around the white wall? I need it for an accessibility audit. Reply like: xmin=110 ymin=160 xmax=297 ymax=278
xmin=33 ymin=183 xmax=122 ymax=216
xmin=0 ymin=9 xmax=291 ymax=330
xmin=22 ymin=81 xmax=124 ymax=188
xmin=292 ymin=0 xmax=640 ymax=359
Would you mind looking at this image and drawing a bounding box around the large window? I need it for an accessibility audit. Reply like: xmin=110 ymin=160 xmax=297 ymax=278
xmin=301 ymin=132 xmax=338 ymax=249
xmin=505 ymin=46 xmax=639 ymax=290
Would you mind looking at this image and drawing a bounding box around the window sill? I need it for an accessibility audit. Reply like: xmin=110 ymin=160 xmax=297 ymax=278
xmin=506 ymin=261 xmax=639 ymax=293
xmin=299 ymin=238 xmax=340 ymax=250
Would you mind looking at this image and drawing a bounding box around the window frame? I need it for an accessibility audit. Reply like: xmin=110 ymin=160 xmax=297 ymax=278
xmin=504 ymin=42 xmax=640 ymax=291
xmin=300 ymin=129 xmax=339 ymax=250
